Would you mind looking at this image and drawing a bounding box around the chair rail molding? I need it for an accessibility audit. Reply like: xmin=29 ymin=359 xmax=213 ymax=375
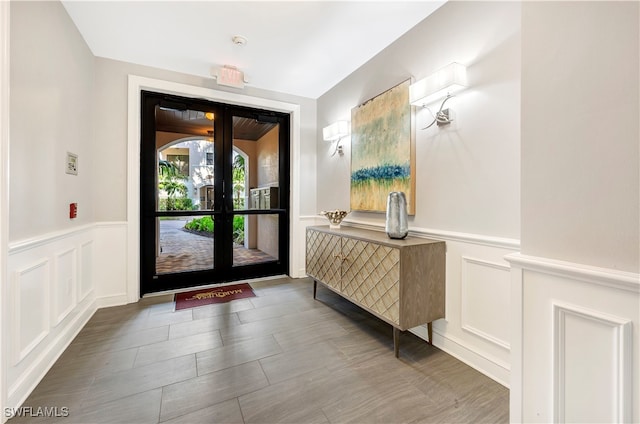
xmin=505 ymin=252 xmax=639 ymax=292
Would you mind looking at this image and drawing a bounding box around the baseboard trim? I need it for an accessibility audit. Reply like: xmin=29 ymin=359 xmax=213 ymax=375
xmin=410 ymin=324 xmax=510 ymax=388
xmin=96 ymin=293 xmax=129 ymax=309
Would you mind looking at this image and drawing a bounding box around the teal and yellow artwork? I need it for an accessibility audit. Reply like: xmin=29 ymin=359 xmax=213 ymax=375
xmin=350 ymin=79 xmax=415 ymax=214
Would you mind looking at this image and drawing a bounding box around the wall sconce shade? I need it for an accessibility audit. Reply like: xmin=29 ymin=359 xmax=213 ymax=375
xmin=323 ymin=120 xmax=350 ymax=156
xmin=409 ymin=62 xmax=467 ymax=107
xmin=323 ymin=120 xmax=350 ymax=141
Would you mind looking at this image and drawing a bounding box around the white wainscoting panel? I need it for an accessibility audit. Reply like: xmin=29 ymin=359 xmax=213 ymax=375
xmin=12 ymin=259 xmax=50 ymax=365
xmin=461 ymin=256 xmax=510 ymax=350
xmin=79 ymin=241 xmax=93 ymax=302
xmin=93 ymin=222 xmax=128 ymax=307
xmin=553 ymin=301 xmax=632 ymax=423
xmin=5 ymin=225 xmax=101 ymax=410
xmin=53 ymin=248 xmax=77 ymax=327
xmin=507 ymin=253 xmax=639 ymax=423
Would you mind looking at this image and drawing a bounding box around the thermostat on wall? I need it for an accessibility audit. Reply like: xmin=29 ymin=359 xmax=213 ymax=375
xmin=66 ymin=152 xmax=78 ymax=175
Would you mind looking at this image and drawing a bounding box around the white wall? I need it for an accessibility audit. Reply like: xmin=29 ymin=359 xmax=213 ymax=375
xmin=318 ymin=1 xmax=521 ymax=239
xmin=316 ymin=1 xmax=521 ymax=385
xmin=9 ymin=1 xmax=95 ymax=242
xmin=514 ymin=2 xmax=640 ymax=422
xmin=521 ymin=1 xmax=639 ymax=273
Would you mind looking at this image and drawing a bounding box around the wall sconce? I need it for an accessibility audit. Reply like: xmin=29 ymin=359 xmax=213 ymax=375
xmin=323 ymin=120 xmax=350 ymax=156
xmin=409 ymin=62 xmax=467 ymax=129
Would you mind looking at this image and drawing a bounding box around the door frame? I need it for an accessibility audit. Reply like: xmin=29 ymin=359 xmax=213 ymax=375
xmin=139 ymin=91 xmax=291 ymax=294
xmin=127 ymin=75 xmax=303 ymax=302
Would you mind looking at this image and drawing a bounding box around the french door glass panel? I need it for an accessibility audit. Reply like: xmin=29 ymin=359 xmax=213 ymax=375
xmin=154 ymin=104 xmax=218 ymax=276
xmin=230 ymin=115 xmax=281 ymax=268
xmin=141 ymin=91 xmax=289 ymax=295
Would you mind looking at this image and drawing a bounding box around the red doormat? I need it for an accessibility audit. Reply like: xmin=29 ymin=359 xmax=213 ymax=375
xmin=174 ymin=283 xmax=255 ymax=310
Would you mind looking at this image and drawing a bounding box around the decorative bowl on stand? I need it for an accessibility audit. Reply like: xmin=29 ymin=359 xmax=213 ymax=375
xmin=320 ymin=210 xmax=349 ymax=229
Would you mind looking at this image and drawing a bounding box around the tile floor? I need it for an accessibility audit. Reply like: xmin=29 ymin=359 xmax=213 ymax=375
xmin=9 ymin=277 xmax=509 ymax=423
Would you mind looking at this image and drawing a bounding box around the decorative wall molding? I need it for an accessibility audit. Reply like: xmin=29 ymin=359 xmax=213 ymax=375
xmin=52 ymin=248 xmax=77 ymax=327
xmin=7 ymin=297 xmax=95 ymax=408
xmin=505 ymin=253 xmax=639 ymax=293
xmin=11 ymin=259 xmax=51 ymax=365
xmin=5 ymin=223 xmax=103 ymax=411
xmin=509 ymin=254 xmax=638 ymax=423
xmin=461 ymin=256 xmax=511 ymax=350
xmin=8 ymin=224 xmax=95 ymax=255
xmin=343 ymin=220 xmax=521 ymax=250
xmin=553 ymin=301 xmax=632 ymax=423
xmin=78 ymin=240 xmax=93 ymax=302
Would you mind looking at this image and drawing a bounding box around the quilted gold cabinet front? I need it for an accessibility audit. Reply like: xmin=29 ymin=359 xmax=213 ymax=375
xmin=341 ymin=238 xmax=400 ymax=324
xmin=306 ymin=226 xmax=445 ymax=357
xmin=305 ymin=229 xmax=341 ymax=290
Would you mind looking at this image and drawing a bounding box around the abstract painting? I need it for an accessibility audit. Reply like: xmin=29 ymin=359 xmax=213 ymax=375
xmin=350 ymin=79 xmax=415 ymax=214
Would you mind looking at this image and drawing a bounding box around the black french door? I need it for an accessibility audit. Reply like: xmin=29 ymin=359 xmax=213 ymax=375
xmin=140 ymin=91 xmax=290 ymax=295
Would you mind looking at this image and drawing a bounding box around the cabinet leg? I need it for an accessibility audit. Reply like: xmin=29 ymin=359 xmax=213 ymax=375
xmin=427 ymin=322 xmax=433 ymax=345
xmin=393 ymin=327 xmax=400 ymax=358
xmin=313 ymin=280 xmax=317 ymax=299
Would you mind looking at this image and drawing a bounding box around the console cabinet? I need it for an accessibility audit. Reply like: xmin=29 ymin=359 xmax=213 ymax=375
xmin=306 ymin=225 xmax=445 ymax=357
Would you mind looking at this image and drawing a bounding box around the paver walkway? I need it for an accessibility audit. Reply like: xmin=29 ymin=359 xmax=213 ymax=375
xmin=156 ymin=219 xmax=274 ymax=274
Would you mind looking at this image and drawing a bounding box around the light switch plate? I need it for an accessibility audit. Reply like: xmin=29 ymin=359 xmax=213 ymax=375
xmin=66 ymin=152 xmax=78 ymax=175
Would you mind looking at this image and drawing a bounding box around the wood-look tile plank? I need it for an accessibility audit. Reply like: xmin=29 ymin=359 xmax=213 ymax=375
xmin=31 ymin=348 xmax=138 ymax=399
xmin=159 ymin=398 xmax=244 ymax=424
xmin=69 ymin=388 xmax=162 ymax=424
xmin=258 ymin=341 xmax=348 ymax=384
xmin=80 ymin=308 xmax=193 ymax=339
xmin=320 ymin=353 xmax=437 ymax=424
xmin=272 ymin=320 xmax=349 ymax=349
xmin=81 ymin=354 xmax=196 ymax=408
xmin=218 ymin=314 xmax=298 ymax=345
xmin=133 ymin=331 xmax=223 ymax=367
xmin=196 ymin=335 xmax=282 ymax=375
xmin=191 ymin=299 xmax=255 ymax=320
xmin=236 ymin=300 xmax=310 ymax=323
xmin=159 ymin=361 xmax=268 ymax=422
xmin=63 ymin=325 xmax=170 ymax=357
xmin=169 ymin=312 xmax=241 ymax=339
xmin=238 ymin=368 xmax=339 ymax=424
xmin=248 ymin=287 xmax=315 ymax=309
